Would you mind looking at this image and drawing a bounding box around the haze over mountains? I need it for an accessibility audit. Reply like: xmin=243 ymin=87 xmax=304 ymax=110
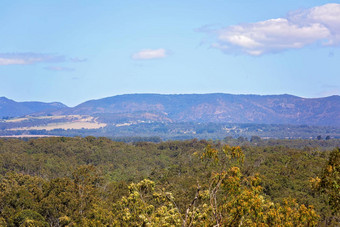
xmin=1 ymin=94 xmax=339 ymax=127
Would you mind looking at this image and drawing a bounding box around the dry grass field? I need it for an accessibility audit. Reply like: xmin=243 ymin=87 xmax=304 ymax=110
xmin=6 ymin=115 xmax=107 ymax=131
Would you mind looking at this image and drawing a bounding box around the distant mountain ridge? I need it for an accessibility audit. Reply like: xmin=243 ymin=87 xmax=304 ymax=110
xmin=1 ymin=94 xmax=339 ymax=126
xmin=50 ymin=93 xmax=340 ymax=126
xmin=0 ymin=97 xmax=67 ymax=118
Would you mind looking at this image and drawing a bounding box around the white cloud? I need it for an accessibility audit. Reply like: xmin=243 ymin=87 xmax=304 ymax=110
xmin=0 ymin=58 xmax=28 ymax=65
xmin=0 ymin=53 xmax=65 ymax=65
xmin=208 ymin=3 xmax=340 ymax=55
xmin=0 ymin=53 xmax=87 ymax=66
xmin=132 ymin=49 xmax=168 ymax=60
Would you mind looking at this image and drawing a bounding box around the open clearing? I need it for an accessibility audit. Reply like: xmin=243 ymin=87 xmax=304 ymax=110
xmin=6 ymin=115 xmax=107 ymax=131
xmin=8 ymin=122 xmax=106 ymax=131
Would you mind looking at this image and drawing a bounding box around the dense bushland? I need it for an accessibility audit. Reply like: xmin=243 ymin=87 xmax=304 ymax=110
xmin=0 ymin=137 xmax=338 ymax=226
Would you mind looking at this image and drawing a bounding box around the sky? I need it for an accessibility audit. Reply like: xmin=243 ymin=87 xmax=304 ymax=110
xmin=0 ymin=0 xmax=339 ymax=107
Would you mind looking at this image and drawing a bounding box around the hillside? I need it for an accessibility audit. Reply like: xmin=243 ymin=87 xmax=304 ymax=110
xmin=45 ymin=93 xmax=340 ymax=126
xmin=0 ymin=97 xmax=67 ymax=118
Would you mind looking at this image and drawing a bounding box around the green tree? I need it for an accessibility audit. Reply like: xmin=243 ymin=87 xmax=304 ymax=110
xmin=0 ymin=173 xmax=44 ymax=224
xmin=188 ymin=144 xmax=320 ymax=226
xmin=311 ymin=148 xmax=340 ymax=224
xmin=10 ymin=210 xmax=48 ymax=227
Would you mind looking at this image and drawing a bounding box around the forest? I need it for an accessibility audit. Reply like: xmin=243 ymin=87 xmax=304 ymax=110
xmin=0 ymin=137 xmax=339 ymax=226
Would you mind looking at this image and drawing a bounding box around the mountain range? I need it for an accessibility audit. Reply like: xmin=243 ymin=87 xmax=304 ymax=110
xmin=1 ymin=94 xmax=339 ymax=127
xmin=0 ymin=97 xmax=66 ymax=119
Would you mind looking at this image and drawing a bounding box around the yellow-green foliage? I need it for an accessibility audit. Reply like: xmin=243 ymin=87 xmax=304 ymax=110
xmin=0 ymin=145 xmax=321 ymax=226
xmin=187 ymin=145 xmax=320 ymax=226
xmin=0 ymin=138 xmax=337 ymax=225
xmin=310 ymin=148 xmax=340 ymax=225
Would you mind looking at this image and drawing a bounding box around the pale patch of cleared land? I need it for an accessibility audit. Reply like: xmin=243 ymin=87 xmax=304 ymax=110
xmin=6 ymin=115 xmax=106 ymax=131
xmin=9 ymin=122 xmax=106 ymax=131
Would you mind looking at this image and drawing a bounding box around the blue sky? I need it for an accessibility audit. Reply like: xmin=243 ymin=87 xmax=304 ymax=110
xmin=0 ymin=0 xmax=339 ymax=106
